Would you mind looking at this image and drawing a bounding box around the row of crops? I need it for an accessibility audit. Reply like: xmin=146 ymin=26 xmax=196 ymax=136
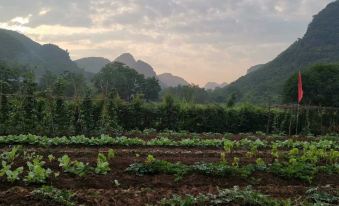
xmin=0 ymin=146 xmax=113 ymax=183
xmin=0 ymin=134 xmax=338 ymax=148
xmin=0 ymin=133 xmax=338 ymax=205
xmin=1 ymin=142 xmax=337 ymax=183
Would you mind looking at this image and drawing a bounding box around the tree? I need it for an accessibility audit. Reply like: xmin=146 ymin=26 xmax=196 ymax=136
xmin=0 ymin=94 xmax=9 ymax=135
xmin=80 ymin=93 xmax=96 ymax=135
xmin=227 ymin=93 xmax=237 ymax=107
xmin=93 ymin=62 xmax=160 ymax=101
xmin=283 ymin=64 xmax=339 ymax=107
xmin=21 ymin=71 xmax=39 ymax=133
xmin=142 ymin=77 xmax=161 ymax=101
xmin=159 ymin=95 xmax=180 ymax=130
xmin=39 ymin=70 xmax=57 ymax=92
xmin=162 ymin=85 xmax=210 ymax=103
xmin=53 ymin=78 xmax=69 ymax=135
xmin=0 ymin=62 xmax=21 ymax=94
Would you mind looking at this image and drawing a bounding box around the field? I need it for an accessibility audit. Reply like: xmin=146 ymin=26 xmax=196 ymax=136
xmin=0 ymin=132 xmax=338 ymax=206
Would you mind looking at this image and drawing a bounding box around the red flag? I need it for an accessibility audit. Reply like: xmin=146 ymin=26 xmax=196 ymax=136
xmin=298 ymin=71 xmax=303 ymax=103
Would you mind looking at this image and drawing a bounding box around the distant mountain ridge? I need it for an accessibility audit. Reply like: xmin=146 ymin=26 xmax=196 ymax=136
xmin=0 ymin=28 xmax=203 ymax=90
xmin=76 ymin=53 xmax=189 ymax=88
xmin=114 ymin=53 xmax=157 ymax=78
xmin=0 ymin=28 xmax=83 ymax=77
xmin=222 ymin=0 xmax=339 ymax=104
xmin=75 ymin=57 xmax=110 ymax=73
xmin=204 ymin=82 xmax=228 ymax=90
xmin=246 ymin=64 xmax=264 ymax=74
xmin=158 ymin=73 xmax=189 ymax=88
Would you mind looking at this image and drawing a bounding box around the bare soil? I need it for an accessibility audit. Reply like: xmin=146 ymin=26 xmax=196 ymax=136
xmin=0 ymin=145 xmax=337 ymax=206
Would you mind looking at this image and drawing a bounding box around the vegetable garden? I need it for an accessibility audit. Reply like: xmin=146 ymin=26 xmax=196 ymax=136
xmin=0 ymin=132 xmax=338 ymax=205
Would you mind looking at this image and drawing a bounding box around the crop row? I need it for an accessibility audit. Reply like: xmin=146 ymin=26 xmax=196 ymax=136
xmin=160 ymin=186 xmax=338 ymax=206
xmin=127 ymin=152 xmax=338 ymax=183
xmin=1 ymin=144 xmax=338 ymax=184
xmin=0 ymin=146 xmax=114 ymax=183
xmin=0 ymin=135 xmax=338 ymax=150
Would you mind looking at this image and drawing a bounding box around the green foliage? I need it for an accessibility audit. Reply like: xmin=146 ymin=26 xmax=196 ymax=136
xmin=305 ymin=187 xmax=339 ymax=205
xmin=127 ymin=157 xmax=256 ymax=180
xmin=0 ymin=145 xmax=22 ymax=162
xmin=255 ymin=158 xmax=267 ymax=170
xmin=93 ymin=62 xmax=160 ymax=101
xmin=161 ymin=85 xmax=210 ymax=103
xmin=159 ymin=95 xmax=180 ymax=130
xmin=126 ymin=157 xmax=190 ymax=180
xmin=161 ymin=186 xmax=292 ymax=206
xmin=95 ymin=153 xmax=110 ymax=175
xmin=1 ymin=92 xmax=339 ymax=135
xmin=0 ymin=161 xmax=23 ymax=182
xmin=217 ymin=1 xmax=339 ymax=104
xmin=160 ymin=194 xmax=207 ymax=206
xmin=284 ymin=64 xmax=339 ymax=106
xmin=25 ymin=157 xmax=52 ymax=183
xmin=32 ymin=186 xmax=77 ymax=206
xmin=270 ymin=160 xmax=317 ymax=183
xmin=107 ymin=149 xmax=116 ymax=160
xmin=0 ymin=29 xmax=82 ymax=77
xmin=58 ymin=154 xmax=90 ymax=177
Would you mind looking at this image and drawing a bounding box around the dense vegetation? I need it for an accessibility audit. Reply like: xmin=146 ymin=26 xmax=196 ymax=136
xmin=93 ymin=62 xmax=161 ymax=101
xmin=219 ymin=1 xmax=339 ymax=104
xmin=1 ymin=61 xmax=339 ymax=137
xmin=284 ymin=64 xmax=339 ymax=107
xmin=0 ymin=133 xmax=338 ymax=205
xmin=0 ymin=92 xmax=338 ymax=136
xmin=0 ymin=28 xmax=83 ymax=77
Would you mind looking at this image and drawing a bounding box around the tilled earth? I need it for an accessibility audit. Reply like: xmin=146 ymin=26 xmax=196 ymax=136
xmin=0 ymin=145 xmax=338 ymax=206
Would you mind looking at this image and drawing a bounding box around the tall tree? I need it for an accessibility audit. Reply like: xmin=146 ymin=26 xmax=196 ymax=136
xmin=159 ymin=95 xmax=180 ymax=130
xmin=284 ymin=64 xmax=339 ymax=107
xmin=0 ymin=94 xmax=9 ymax=135
xmin=93 ymin=62 xmax=160 ymax=101
xmin=21 ymin=71 xmax=38 ymax=133
xmin=80 ymin=93 xmax=96 ymax=135
xmin=53 ymin=78 xmax=69 ymax=135
xmin=142 ymin=77 xmax=161 ymax=101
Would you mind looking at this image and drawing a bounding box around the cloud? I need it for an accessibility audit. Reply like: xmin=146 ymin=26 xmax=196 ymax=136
xmin=0 ymin=0 xmax=335 ymax=85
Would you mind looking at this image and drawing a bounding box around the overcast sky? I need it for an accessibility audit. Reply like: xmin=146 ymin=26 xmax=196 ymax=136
xmin=0 ymin=0 xmax=334 ymax=86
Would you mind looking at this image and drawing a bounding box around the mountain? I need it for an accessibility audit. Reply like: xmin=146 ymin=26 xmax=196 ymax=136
xmin=247 ymin=64 xmax=264 ymax=74
xmin=132 ymin=60 xmax=157 ymax=78
xmin=75 ymin=57 xmax=110 ymax=73
xmin=114 ymin=53 xmax=189 ymax=87
xmin=75 ymin=52 xmax=189 ymax=88
xmin=0 ymin=28 xmax=82 ymax=77
xmin=158 ymin=73 xmax=189 ymax=88
xmin=223 ymin=1 xmax=339 ymax=104
xmin=204 ymin=82 xmax=228 ymax=90
xmin=114 ymin=53 xmax=157 ymax=78
xmin=114 ymin=53 xmax=136 ymax=68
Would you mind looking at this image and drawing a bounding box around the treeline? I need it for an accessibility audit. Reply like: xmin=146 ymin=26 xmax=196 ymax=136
xmin=1 ymin=62 xmax=339 ymax=136
xmin=0 ymin=93 xmax=338 ymax=136
xmin=0 ymin=61 xmax=161 ymax=102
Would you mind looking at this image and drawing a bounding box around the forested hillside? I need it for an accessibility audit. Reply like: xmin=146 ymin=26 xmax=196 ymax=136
xmin=0 ymin=28 xmax=83 ymax=77
xmin=221 ymin=0 xmax=339 ymax=104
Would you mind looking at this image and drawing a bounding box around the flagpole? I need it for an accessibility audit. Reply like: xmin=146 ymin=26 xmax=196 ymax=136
xmin=296 ymin=103 xmax=299 ymax=135
xmin=296 ymin=70 xmax=303 ymax=135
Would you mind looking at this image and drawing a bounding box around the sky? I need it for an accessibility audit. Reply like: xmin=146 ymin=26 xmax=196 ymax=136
xmin=0 ymin=0 xmax=335 ymax=86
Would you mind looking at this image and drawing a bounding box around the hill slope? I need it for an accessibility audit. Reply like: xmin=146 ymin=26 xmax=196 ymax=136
xmin=158 ymin=73 xmax=189 ymax=88
xmin=0 ymin=28 xmax=82 ymax=77
xmin=75 ymin=57 xmax=110 ymax=73
xmin=114 ymin=53 xmax=157 ymax=78
xmin=223 ymin=1 xmax=339 ymax=104
xmin=113 ymin=53 xmax=189 ymax=88
xmin=204 ymin=82 xmax=228 ymax=90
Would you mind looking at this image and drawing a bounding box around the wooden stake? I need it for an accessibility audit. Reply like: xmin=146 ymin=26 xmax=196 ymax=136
xmin=296 ymin=103 xmax=300 ymax=135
